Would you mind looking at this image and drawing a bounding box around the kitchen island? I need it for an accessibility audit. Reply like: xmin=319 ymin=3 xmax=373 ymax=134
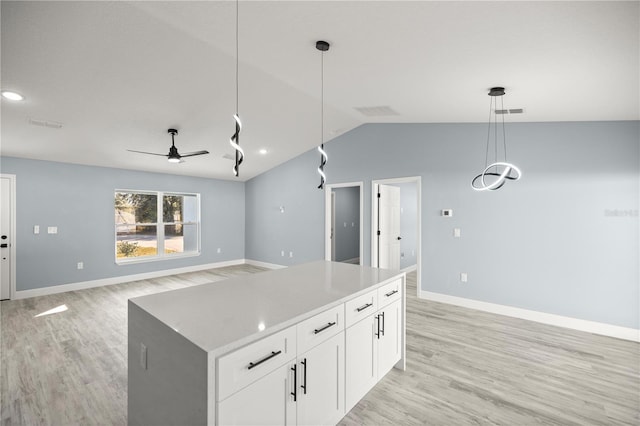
xmin=128 ymin=260 xmax=406 ymax=425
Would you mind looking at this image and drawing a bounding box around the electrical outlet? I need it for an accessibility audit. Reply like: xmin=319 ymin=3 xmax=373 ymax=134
xmin=34 ymin=225 xmax=40 ymax=234
xmin=140 ymin=343 xmax=147 ymax=370
xmin=77 ymin=262 xmax=83 ymax=270
xmin=460 ymin=273 xmax=468 ymax=283
xmin=47 ymin=226 xmax=58 ymax=234
xmin=454 ymin=228 xmax=461 ymax=238
xmin=289 ymin=251 xmax=293 ymax=258
xmin=217 ymin=248 xmax=221 ymax=254
xmin=281 ymin=250 xmax=285 ymax=257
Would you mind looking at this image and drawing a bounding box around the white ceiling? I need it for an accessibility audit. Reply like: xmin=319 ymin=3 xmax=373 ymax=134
xmin=1 ymin=1 xmax=638 ymax=181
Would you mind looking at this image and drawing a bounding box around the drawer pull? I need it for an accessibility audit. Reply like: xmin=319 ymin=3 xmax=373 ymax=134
xmin=313 ymin=321 xmax=337 ymax=335
xmin=247 ymin=350 xmax=282 ymax=370
xmin=385 ymin=289 xmax=398 ymax=297
xmin=356 ymin=302 xmax=373 ymax=312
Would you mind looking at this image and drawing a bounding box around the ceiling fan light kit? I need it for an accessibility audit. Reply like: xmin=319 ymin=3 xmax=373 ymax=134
xmin=471 ymin=86 xmax=522 ymax=191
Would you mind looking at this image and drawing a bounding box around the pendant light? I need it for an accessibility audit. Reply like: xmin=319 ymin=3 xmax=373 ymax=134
xmin=471 ymin=87 xmax=522 ymax=191
xmin=316 ymin=40 xmax=330 ymax=189
xmin=230 ymin=0 xmax=244 ymax=177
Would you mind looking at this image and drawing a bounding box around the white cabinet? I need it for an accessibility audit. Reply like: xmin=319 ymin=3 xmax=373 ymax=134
xmin=296 ymin=332 xmax=344 ymax=426
xmin=218 ymin=362 xmax=296 ymax=426
xmin=218 ymin=310 xmax=345 ymax=426
xmin=345 ymin=313 xmax=377 ymax=412
xmin=377 ymin=299 xmax=401 ymax=378
xmin=345 ymin=287 xmax=403 ymax=412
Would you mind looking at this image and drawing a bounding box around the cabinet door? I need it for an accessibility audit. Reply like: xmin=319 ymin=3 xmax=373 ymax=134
xmin=217 ymin=362 xmax=296 ymax=426
xmin=377 ymin=299 xmax=401 ymax=378
xmin=296 ymin=332 xmax=345 ymax=426
xmin=345 ymin=315 xmax=377 ymax=412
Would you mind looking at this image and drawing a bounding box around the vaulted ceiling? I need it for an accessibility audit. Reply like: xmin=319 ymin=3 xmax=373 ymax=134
xmin=1 ymin=1 xmax=638 ymax=180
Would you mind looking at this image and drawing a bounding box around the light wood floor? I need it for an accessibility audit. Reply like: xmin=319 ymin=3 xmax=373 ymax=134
xmin=1 ymin=265 xmax=638 ymax=425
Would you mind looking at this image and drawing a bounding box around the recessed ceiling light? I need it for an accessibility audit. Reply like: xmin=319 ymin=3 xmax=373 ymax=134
xmin=259 ymin=149 xmax=268 ymax=155
xmin=1 ymin=91 xmax=25 ymax=101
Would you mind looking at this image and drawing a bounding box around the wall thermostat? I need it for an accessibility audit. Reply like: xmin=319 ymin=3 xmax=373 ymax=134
xmin=441 ymin=209 xmax=453 ymax=217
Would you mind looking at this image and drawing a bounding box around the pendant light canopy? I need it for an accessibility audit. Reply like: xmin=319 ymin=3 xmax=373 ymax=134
xmin=230 ymin=0 xmax=244 ymax=177
xmin=471 ymin=87 xmax=522 ymax=191
xmin=316 ymin=40 xmax=330 ymax=189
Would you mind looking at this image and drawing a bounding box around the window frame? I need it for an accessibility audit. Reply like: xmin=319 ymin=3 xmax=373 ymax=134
xmin=115 ymin=189 xmax=201 ymax=265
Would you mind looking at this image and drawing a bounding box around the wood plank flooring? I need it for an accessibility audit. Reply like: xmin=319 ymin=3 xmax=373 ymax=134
xmin=1 ymin=265 xmax=638 ymax=425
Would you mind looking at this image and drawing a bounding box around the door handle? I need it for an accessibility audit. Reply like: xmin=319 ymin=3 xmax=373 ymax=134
xmin=0 ymin=244 xmax=7 ymax=248
xmin=397 ymin=236 xmax=402 ymax=240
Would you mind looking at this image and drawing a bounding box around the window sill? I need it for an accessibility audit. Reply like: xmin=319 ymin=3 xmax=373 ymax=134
xmin=116 ymin=251 xmax=201 ymax=266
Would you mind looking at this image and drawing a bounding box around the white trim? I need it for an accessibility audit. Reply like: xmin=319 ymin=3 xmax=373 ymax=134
xmin=420 ymin=290 xmax=640 ymax=343
xmin=243 ymin=259 xmax=287 ymax=270
xmin=0 ymin=174 xmax=17 ymax=300
xmin=371 ymin=176 xmax=422 ymax=299
xmin=325 ymin=182 xmax=363 ymax=265
xmin=14 ymin=259 xmax=246 ymax=300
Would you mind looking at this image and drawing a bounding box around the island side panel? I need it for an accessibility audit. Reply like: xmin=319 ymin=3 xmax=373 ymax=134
xmin=128 ymin=301 xmax=209 ymax=426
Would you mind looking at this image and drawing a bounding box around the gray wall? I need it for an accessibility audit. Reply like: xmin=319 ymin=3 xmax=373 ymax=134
xmin=245 ymin=121 xmax=640 ymax=329
xmin=397 ymin=182 xmax=418 ymax=270
xmin=333 ymin=186 xmax=360 ymax=262
xmin=0 ymin=157 xmax=245 ymax=291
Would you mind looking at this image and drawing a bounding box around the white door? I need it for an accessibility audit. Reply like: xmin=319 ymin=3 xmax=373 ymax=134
xmin=0 ymin=176 xmax=13 ymax=300
xmin=296 ymin=332 xmax=344 ymax=426
xmin=377 ymin=184 xmax=401 ymax=269
xmin=377 ymin=300 xmax=401 ymax=378
xmin=345 ymin=315 xmax=377 ymax=412
xmin=217 ymin=362 xmax=296 ymax=426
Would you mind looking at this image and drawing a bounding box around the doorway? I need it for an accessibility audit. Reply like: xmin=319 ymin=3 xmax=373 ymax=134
xmin=372 ymin=177 xmax=421 ymax=296
xmin=325 ymin=182 xmax=363 ymax=264
xmin=1 ymin=174 xmax=16 ymax=300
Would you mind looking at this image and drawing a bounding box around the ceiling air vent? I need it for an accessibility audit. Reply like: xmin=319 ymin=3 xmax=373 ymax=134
xmin=354 ymin=106 xmax=399 ymax=117
xmin=495 ymin=108 xmax=524 ymax=115
xmin=28 ymin=117 xmax=63 ymax=129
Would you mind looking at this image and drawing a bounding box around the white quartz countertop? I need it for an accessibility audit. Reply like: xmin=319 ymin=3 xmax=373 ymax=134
xmin=129 ymin=261 xmax=403 ymax=354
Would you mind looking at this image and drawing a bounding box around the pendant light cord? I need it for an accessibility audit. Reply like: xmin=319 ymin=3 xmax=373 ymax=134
xmin=321 ymin=48 xmax=324 ymax=149
xmin=501 ymin=94 xmax=507 ymax=162
xmin=235 ymin=0 xmax=239 ymax=114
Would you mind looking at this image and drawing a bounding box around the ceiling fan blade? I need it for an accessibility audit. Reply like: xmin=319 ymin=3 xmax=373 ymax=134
xmin=127 ymin=149 xmax=168 ymax=157
xmin=179 ymin=150 xmax=210 ymax=158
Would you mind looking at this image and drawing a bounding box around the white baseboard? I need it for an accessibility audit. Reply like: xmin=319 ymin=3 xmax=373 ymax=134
xmin=14 ymin=259 xmax=246 ymax=300
xmin=420 ymin=290 xmax=640 ymax=343
xmin=244 ymin=259 xmax=287 ymax=270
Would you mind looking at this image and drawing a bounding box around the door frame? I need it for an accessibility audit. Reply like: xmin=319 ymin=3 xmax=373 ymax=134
xmin=325 ymin=182 xmax=363 ymax=264
xmin=371 ymin=176 xmax=421 ymax=297
xmin=1 ymin=174 xmax=17 ymax=300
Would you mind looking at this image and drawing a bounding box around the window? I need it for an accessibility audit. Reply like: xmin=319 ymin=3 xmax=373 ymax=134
xmin=115 ymin=190 xmax=200 ymax=263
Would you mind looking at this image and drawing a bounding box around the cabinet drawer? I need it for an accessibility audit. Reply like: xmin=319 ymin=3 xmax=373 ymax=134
xmin=217 ymin=326 xmax=296 ymax=402
xmin=378 ymin=278 xmax=402 ymax=309
xmin=297 ymin=304 xmax=344 ymax=354
xmin=345 ymin=289 xmax=377 ymax=328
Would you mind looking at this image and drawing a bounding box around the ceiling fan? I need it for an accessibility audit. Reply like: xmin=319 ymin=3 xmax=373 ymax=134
xmin=128 ymin=129 xmax=209 ymax=163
